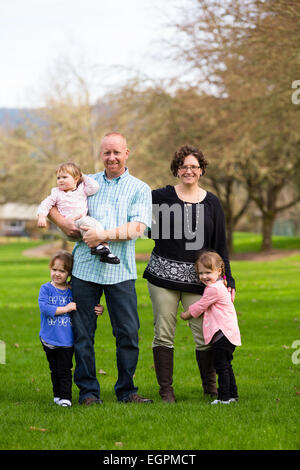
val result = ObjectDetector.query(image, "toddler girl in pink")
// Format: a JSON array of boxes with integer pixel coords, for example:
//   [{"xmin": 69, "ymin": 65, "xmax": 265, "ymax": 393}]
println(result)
[
  {"xmin": 37, "ymin": 162, "xmax": 119, "ymax": 264},
  {"xmin": 181, "ymin": 250, "xmax": 241, "ymax": 404}
]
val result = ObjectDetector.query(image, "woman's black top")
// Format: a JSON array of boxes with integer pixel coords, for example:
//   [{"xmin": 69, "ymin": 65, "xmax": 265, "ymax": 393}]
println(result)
[{"xmin": 143, "ymin": 185, "xmax": 235, "ymax": 294}]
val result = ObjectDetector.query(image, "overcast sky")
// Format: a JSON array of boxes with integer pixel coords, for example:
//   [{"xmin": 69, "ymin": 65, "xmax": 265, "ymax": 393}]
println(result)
[{"xmin": 0, "ymin": 0, "xmax": 184, "ymax": 108}]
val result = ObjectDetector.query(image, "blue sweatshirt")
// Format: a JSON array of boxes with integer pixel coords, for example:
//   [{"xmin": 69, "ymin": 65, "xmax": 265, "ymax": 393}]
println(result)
[{"xmin": 38, "ymin": 282, "xmax": 74, "ymax": 347}]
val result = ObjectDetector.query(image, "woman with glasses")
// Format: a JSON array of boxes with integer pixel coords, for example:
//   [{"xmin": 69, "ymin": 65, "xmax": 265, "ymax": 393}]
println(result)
[{"xmin": 143, "ymin": 144, "xmax": 235, "ymax": 403}]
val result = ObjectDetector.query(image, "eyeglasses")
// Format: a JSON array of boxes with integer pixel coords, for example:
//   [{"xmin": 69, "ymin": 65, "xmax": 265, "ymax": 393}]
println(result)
[{"xmin": 178, "ymin": 165, "xmax": 201, "ymax": 172}]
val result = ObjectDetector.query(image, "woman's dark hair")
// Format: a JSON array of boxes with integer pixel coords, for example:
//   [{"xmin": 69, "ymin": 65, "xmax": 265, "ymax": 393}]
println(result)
[{"xmin": 170, "ymin": 144, "xmax": 208, "ymax": 177}]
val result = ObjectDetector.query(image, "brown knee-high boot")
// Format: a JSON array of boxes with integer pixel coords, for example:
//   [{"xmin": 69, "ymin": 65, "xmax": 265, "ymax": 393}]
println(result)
[
  {"xmin": 195, "ymin": 349, "xmax": 217, "ymax": 397},
  {"xmin": 153, "ymin": 346, "xmax": 176, "ymax": 403}
]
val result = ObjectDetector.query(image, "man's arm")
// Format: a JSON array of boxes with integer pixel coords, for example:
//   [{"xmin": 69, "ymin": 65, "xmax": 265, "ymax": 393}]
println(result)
[
  {"xmin": 81, "ymin": 221, "xmax": 146, "ymax": 247},
  {"xmin": 48, "ymin": 207, "xmax": 81, "ymax": 239}
]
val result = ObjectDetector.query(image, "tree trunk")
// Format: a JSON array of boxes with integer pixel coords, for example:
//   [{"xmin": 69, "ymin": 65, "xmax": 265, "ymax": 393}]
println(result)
[
  {"xmin": 261, "ymin": 214, "xmax": 275, "ymax": 251},
  {"xmin": 211, "ymin": 177, "xmax": 250, "ymax": 256},
  {"xmin": 226, "ymin": 217, "xmax": 234, "ymax": 255},
  {"xmin": 225, "ymin": 179, "xmax": 234, "ymax": 255},
  {"xmin": 61, "ymin": 238, "xmax": 68, "ymax": 251}
]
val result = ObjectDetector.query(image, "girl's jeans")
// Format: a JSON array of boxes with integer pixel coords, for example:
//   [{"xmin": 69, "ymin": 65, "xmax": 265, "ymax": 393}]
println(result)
[
  {"xmin": 42, "ymin": 343, "xmax": 74, "ymax": 401},
  {"xmin": 212, "ymin": 335, "xmax": 238, "ymax": 401}
]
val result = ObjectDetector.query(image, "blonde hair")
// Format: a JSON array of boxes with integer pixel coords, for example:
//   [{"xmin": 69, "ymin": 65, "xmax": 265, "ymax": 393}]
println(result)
[
  {"xmin": 56, "ymin": 162, "xmax": 83, "ymax": 186},
  {"xmin": 195, "ymin": 251, "xmax": 227, "ymax": 286},
  {"xmin": 103, "ymin": 131, "xmax": 127, "ymax": 141},
  {"xmin": 101, "ymin": 132, "xmax": 127, "ymax": 148},
  {"xmin": 49, "ymin": 250, "xmax": 73, "ymax": 276}
]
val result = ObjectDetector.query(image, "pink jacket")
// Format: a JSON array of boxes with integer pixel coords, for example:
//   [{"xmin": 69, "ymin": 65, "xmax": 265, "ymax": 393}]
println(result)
[
  {"xmin": 37, "ymin": 176, "xmax": 99, "ymax": 219},
  {"xmin": 189, "ymin": 280, "xmax": 241, "ymax": 346}
]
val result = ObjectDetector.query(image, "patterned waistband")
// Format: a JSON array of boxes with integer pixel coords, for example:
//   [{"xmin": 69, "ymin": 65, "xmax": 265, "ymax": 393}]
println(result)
[{"xmin": 145, "ymin": 252, "xmax": 199, "ymax": 285}]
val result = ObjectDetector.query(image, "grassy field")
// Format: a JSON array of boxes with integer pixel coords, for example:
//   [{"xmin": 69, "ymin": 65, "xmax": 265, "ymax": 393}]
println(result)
[{"xmin": 0, "ymin": 234, "xmax": 299, "ymax": 451}]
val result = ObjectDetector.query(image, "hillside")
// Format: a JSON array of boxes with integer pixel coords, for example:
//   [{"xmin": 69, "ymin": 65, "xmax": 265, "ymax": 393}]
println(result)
[{"xmin": 0, "ymin": 108, "xmax": 36, "ymax": 128}]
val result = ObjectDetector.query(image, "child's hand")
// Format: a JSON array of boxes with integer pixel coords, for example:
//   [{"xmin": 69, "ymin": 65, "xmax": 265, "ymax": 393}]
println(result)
[
  {"xmin": 37, "ymin": 215, "xmax": 47, "ymax": 228},
  {"xmin": 180, "ymin": 310, "xmax": 192, "ymax": 321},
  {"xmin": 95, "ymin": 305, "xmax": 104, "ymax": 316},
  {"xmin": 66, "ymin": 302, "xmax": 77, "ymax": 312},
  {"xmin": 55, "ymin": 302, "xmax": 76, "ymax": 316}
]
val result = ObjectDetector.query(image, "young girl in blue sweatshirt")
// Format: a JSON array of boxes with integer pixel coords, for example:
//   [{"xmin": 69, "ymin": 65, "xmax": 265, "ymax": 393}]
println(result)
[{"xmin": 38, "ymin": 250, "xmax": 76, "ymax": 407}]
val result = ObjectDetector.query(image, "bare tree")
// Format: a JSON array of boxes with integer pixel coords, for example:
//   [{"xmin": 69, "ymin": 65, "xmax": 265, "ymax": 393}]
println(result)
[{"xmin": 164, "ymin": 0, "xmax": 300, "ymax": 250}]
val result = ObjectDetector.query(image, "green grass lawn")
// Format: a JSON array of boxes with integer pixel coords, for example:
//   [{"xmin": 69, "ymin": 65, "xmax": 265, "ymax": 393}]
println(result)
[
  {"xmin": 233, "ymin": 232, "xmax": 300, "ymax": 253},
  {"xmin": 0, "ymin": 235, "xmax": 300, "ymax": 450},
  {"xmin": 136, "ymin": 232, "xmax": 300, "ymax": 254}
]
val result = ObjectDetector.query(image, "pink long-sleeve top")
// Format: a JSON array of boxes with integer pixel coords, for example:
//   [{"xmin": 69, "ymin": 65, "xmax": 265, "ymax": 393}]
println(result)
[
  {"xmin": 189, "ymin": 280, "xmax": 241, "ymax": 346},
  {"xmin": 37, "ymin": 175, "xmax": 99, "ymax": 219}
]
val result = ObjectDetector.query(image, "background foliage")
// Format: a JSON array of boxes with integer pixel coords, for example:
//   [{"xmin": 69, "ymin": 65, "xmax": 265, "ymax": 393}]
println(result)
[{"xmin": 1, "ymin": 1, "xmax": 300, "ymax": 252}]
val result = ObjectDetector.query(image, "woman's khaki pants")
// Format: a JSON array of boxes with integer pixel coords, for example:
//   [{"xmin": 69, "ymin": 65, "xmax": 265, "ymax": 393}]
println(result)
[
  {"xmin": 147, "ymin": 281, "xmax": 210, "ymax": 351},
  {"xmin": 148, "ymin": 281, "xmax": 217, "ymax": 399}
]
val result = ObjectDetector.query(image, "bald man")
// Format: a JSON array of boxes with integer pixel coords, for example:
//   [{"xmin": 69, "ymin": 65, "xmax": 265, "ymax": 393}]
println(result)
[{"xmin": 49, "ymin": 132, "xmax": 153, "ymax": 405}]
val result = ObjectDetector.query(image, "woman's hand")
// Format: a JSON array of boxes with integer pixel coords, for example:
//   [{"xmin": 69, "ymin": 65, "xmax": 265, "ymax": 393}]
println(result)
[{"xmin": 227, "ymin": 287, "xmax": 236, "ymax": 303}]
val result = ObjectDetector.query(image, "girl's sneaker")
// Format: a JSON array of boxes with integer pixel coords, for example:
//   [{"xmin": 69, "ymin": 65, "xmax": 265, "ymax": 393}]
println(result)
[
  {"xmin": 228, "ymin": 397, "xmax": 238, "ymax": 403},
  {"xmin": 58, "ymin": 399, "xmax": 72, "ymax": 407},
  {"xmin": 53, "ymin": 397, "xmax": 60, "ymax": 404},
  {"xmin": 211, "ymin": 399, "xmax": 231, "ymax": 405}
]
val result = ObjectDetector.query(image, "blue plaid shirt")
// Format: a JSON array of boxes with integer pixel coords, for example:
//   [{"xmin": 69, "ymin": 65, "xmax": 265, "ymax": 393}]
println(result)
[{"xmin": 72, "ymin": 169, "xmax": 152, "ymax": 285}]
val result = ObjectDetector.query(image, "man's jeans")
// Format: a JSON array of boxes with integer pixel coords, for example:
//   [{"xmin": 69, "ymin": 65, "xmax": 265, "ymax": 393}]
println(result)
[{"xmin": 72, "ymin": 276, "xmax": 139, "ymax": 402}]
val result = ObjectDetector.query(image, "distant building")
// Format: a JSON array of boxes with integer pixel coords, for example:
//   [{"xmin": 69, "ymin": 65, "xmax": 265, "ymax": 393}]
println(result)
[{"xmin": 0, "ymin": 203, "xmax": 39, "ymax": 236}]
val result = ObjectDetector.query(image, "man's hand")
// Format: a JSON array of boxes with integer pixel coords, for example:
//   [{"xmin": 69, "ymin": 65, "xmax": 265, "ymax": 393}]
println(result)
[
  {"xmin": 81, "ymin": 221, "xmax": 147, "ymax": 247},
  {"xmin": 81, "ymin": 226, "xmax": 107, "ymax": 248},
  {"xmin": 48, "ymin": 207, "xmax": 81, "ymax": 239},
  {"xmin": 61, "ymin": 217, "xmax": 81, "ymax": 239}
]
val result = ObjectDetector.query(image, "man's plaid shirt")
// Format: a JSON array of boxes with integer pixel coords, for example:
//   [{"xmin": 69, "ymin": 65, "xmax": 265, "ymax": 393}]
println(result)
[{"xmin": 72, "ymin": 169, "xmax": 152, "ymax": 285}]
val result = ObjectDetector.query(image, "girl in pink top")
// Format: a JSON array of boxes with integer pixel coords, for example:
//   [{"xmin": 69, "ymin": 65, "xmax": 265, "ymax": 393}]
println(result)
[
  {"xmin": 37, "ymin": 162, "xmax": 120, "ymax": 264},
  {"xmin": 181, "ymin": 251, "xmax": 241, "ymax": 404}
]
